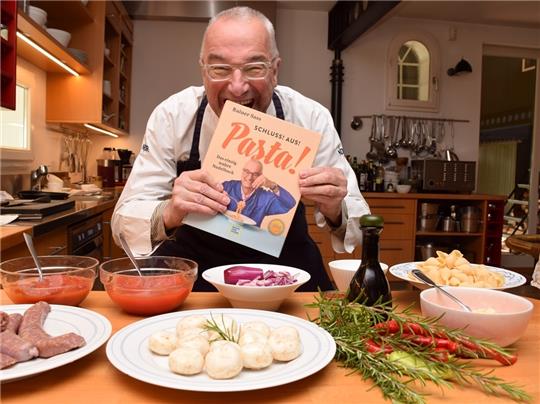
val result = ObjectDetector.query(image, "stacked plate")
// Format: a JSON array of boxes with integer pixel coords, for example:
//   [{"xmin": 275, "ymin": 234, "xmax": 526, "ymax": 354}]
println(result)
[
  {"xmin": 68, "ymin": 48, "xmax": 88, "ymax": 64},
  {"xmin": 28, "ymin": 6, "xmax": 47, "ymax": 28}
]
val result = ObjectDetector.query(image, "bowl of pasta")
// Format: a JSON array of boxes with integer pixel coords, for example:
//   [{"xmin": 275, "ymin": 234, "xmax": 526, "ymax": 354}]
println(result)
[
  {"xmin": 389, "ymin": 250, "xmax": 527, "ymax": 290},
  {"xmin": 420, "ymin": 287, "xmax": 534, "ymax": 346}
]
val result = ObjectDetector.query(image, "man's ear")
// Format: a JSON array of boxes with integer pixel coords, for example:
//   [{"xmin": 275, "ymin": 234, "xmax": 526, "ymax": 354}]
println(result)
[{"xmin": 271, "ymin": 57, "xmax": 281, "ymax": 87}]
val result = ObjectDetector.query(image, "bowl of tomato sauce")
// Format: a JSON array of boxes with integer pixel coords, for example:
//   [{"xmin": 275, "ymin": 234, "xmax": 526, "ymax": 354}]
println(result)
[
  {"xmin": 0, "ymin": 255, "xmax": 99, "ymax": 306},
  {"xmin": 99, "ymin": 256, "xmax": 197, "ymax": 316}
]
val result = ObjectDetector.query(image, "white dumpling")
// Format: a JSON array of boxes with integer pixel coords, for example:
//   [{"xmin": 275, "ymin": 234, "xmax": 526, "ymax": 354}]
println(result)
[
  {"xmin": 176, "ymin": 334, "xmax": 210, "ymax": 356},
  {"xmin": 205, "ymin": 341, "xmax": 243, "ymax": 379},
  {"xmin": 241, "ymin": 342, "xmax": 273, "ymax": 370},
  {"xmin": 148, "ymin": 330, "xmax": 177, "ymax": 355},
  {"xmin": 240, "ymin": 321, "xmax": 271, "ymax": 338},
  {"xmin": 176, "ymin": 315, "xmax": 209, "ymax": 336},
  {"xmin": 268, "ymin": 326, "xmax": 302, "ymax": 361},
  {"xmin": 168, "ymin": 347, "xmax": 204, "ymax": 375},
  {"xmin": 239, "ymin": 330, "xmax": 268, "ymax": 347},
  {"xmin": 176, "ymin": 326, "xmax": 209, "ymax": 341}
]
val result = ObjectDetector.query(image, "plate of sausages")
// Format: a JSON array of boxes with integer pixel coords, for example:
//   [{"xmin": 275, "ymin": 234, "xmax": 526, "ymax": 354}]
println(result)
[{"xmin": 0, "ymin": 302, "xmax": 112, "ymax": 382}]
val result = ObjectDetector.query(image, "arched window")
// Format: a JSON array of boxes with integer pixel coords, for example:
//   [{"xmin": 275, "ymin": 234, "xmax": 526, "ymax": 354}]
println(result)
[{"xmin": 387, "ymin": 32, "xmax": 440, "ymax": 111}]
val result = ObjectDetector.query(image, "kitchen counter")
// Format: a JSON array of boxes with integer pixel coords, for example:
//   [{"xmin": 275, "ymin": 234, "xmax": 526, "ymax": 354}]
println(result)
[
  {"xmin": 0, "ymin": 291, "xmax": 538, "ymax": 403},
  {"xmin": 362, "ymin": 191, "xmax": 507, "ymax": 200},
  {"xmin": 0, "ymin": 188, "xmax": 122, "ymax": 252}
]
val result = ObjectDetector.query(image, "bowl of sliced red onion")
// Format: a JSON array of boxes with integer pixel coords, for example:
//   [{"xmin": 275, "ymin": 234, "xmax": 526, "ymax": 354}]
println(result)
[{"xmin": 202, "ymin": 264, "xmax": 310, "ymax": 311}]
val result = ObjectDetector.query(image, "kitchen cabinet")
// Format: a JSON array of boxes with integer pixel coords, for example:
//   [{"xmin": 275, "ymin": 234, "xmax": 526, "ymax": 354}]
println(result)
[
  {"xmin": 16, "ymin": 1, "xmax": 132, "ymax": 136},
  {"xmin": 305, "ymin": 193, "xmax": 506, "ymax": 285},
  {"xmin": 1, "ymin": 0, "xmax": 17, "ymax": 110},
  {"xmin": 1, "ymin": 226, "xmax": 67, "ymax": 261},
  {"xmin": 102, "ymin": 207, "xmax": 126, "ymax": 260},
  {"xmin": 364, "ymin": 193, "xmax": 506, "ymax": 266},
  {"xmin": 101, "ymin": 1, "xmax": 133, "ymax": 131}
]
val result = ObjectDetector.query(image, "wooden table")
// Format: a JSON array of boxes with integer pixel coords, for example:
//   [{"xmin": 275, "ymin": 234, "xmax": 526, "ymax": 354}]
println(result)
[{"xmin": 1, "ymin": 291, "xmax": 539, "ymax": 403}]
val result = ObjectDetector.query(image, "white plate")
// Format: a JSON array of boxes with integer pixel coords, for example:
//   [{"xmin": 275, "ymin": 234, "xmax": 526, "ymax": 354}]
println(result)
[
  {"xmin": 389, "ymin": 262, "xmax": 527, "ymax": 290},
  {"xmin": 0, "ymin": 214, "xmax": 19, "ymax": 225},
  {"xmin": 223, "ymin": 210, "xmax": 257, "ymax": 226},
  {"xmin": 0, "ymin": 304, "xmax": 112, "ymax": 383},
  {"xmin": 106, "ymin": 308, "xmax": 336, "ymax": 392}
]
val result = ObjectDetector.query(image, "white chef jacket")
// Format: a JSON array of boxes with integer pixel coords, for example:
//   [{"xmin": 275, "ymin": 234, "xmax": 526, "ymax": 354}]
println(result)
[{"xmin": 112, "ymin": 85, "xmax": 370, "ymax": 255}]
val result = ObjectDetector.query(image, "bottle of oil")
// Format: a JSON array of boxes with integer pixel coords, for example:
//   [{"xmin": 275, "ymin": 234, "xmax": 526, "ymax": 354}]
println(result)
[{"xmin": 347, "ymin": 215, "xmax": 392, "ymax": 306}]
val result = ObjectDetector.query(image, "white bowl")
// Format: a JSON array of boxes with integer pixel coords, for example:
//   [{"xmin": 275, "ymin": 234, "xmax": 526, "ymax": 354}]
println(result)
[
  {"xmin": 46, "ymin": 28, "xmax": 71, "ymax": 47},
  {"xmin": 396, "ymin": 184, "xmax": 412, "ymax": 194},
  {"xmin": 420, "ymin": 287, "xmax": 533, "ymax": 347},
  {"xmin": 202, "ymin": 264, "xmax": 310, "ymax": 311},
  {"xmin": 28, "ymin": 6, "xmax": 47, "ymax": 27},
  {"xmin": 329, "ymin": 259, "xmax": 388, "ymax": 291}
]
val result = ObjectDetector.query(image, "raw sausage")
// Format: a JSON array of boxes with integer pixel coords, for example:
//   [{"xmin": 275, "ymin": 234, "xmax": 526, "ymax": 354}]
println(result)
[
  {"xmin": 0, "ymin": 352, "xmax": 17, "ymax": 369},
  {"xmin": 0, "ymin": 311, "xmax": 8, "ymax": 332},
  {"xmin": 18, "ymin": 301, "xmax": 86, "ymax": 358},
  {"xmin": 6, "ymin": 313, "xmax": 23, "ymax": 333},
  {"xmin": 0, "ymin": 330, "xmax": 39, "ymax": 362}
]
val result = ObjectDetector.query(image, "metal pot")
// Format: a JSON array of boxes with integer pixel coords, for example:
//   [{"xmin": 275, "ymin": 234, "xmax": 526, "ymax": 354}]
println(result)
[
  {"xmin": 443, "ymin": 149, "xmax": 459, "ymax": 161},
  {"xmin": 416, "ymin": 243, "xmax": 442, "ymax": 260}
]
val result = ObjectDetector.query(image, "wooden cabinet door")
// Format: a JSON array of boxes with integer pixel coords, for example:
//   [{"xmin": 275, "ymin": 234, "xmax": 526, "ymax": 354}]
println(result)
[{"xmin": 102, "ymin": 207, "xmax": 126, "ymax": 260}]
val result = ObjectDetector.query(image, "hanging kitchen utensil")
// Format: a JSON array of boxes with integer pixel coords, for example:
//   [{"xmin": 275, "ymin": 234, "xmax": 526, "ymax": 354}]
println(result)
[
  {"xmin": 442, "ymin": 121, "xmax": 459, "ymax": 161},
  {"xmin": 385, "ymin": 116, "xmax": 398, "ymax": 159},
  {"xmin": 366, "ymin": 116, "xmax": 379, "ymax": 161},
  {"xmin": 399, "ymin": 117, "xmax": 409, "ymax": 148}
]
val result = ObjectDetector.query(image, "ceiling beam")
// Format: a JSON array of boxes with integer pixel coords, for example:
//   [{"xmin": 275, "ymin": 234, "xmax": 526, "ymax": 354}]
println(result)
[{"xmin": 328, "ymin": 0, "xmax": 399, "ymax": 51}]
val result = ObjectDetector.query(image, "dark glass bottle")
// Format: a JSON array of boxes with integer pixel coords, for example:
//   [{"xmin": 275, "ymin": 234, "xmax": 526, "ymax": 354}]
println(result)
[{"xmin": 347, "ymin": 215, "xmax": 392, "ymax": 306}]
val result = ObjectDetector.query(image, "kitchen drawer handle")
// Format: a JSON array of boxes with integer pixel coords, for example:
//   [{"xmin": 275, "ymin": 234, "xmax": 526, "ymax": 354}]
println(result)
[
  {"xmin": 49, "ymin": 245, "xmax": 67, "ymax": 255},
  {"xmin": 103, "ymin": 221, "xmax": 111, "ymax": 225},
  {"xmin": 381, "ymin": 247, "xmax": 404, "ymax": 251}
]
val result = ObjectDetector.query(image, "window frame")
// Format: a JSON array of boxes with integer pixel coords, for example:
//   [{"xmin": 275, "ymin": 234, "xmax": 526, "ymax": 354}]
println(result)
[
  {"xmin": 1, "ymin": 82, "xmax": 33, "ymax": 162},
  {"xmin": 386, "ymin": 31, "xmax": 440, "ymax": 112}
]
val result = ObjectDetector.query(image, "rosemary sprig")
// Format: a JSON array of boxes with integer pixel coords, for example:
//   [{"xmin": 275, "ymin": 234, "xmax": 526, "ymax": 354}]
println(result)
[
  {"xmin": 306, "ymin": 292, "xmax": 531, "ymax": 403},
  {"xmin": 204, "ymin": 314, "xmax": 240, "ymax": 343}
]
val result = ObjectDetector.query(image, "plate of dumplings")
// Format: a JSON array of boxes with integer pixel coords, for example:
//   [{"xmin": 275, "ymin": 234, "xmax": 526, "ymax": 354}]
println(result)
[{"xmin": 106, "ymin": 308, "xmax": 336, "ymax": 392}]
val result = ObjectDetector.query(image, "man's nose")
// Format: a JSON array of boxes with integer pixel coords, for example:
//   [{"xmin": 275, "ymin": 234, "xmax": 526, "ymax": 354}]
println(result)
[{"xmin": 228, "ymin": 69, "xmax": 249, "ymax": 95}]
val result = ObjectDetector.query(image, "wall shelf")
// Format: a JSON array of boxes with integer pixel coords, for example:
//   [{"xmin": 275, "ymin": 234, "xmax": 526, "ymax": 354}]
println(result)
[{"xmin": 17, "ymin": 11, "xmax": 90, "ymax": 75}]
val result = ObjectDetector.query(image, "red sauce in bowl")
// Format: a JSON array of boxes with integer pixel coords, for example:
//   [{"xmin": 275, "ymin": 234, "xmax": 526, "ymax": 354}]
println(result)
[
  {"xmin": 104, "ymin": 270, "xmax": 193, "ymax": 315},
  {"xmin": 4, "ymin": 274, "xmax": 93, "ymax": 306}
]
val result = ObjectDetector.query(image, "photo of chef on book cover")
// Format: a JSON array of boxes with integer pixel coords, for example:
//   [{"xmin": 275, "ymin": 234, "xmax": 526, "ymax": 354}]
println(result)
[{"xmin": 182, "ymin": 100, "xmax": 321, "ymax": 257}]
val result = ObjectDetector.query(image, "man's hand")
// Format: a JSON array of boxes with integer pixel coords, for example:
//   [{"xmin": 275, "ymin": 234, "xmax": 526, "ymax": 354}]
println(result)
[
  {"xmin": 253, "ymin": 175, "xmax": 278, "ymax": 192},
  {"xmin": 299, "ymin": 167, "xmax": 347, "ymax": 226},
  {"xmin": 162, "ymin": 169, "xmax": 230, "ymax": 230}
]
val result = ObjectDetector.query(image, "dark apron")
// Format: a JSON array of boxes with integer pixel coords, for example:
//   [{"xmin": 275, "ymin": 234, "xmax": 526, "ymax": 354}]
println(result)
[{"xmin": 154, "ymin": 93, "xmax": 332, "ymax": 292}]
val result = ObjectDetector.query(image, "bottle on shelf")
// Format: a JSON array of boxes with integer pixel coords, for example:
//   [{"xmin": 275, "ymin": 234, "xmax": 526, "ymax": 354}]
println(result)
[
  {"xmin": 358, "ymin": 160, "xmax": 368, "ymax": 192},
  {"xmin": 347, "ymin": 215, "xmax": 392, "ymax": 307},
  {"xmin": 375, "ymin": 164, "xmax": 385, "ymax": 192},
  {"xmin": 366, "ymin": 161, "xmax": 374, "ymax": 192}
]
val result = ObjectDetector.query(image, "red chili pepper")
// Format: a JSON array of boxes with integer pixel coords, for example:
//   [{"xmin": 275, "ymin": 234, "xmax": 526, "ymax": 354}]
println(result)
[
  {"xmin": 374, "ymin": 320, "xmax": 400, "ymax": 334},
  {"xmin": 403, "ymin": 322, "xmax": 429, "ymax": 336},
  {"xmin": 434, "ymin": 338, "xmax": 457, "ymax": 353},
  {"xmin": 365, "ymin": 339, "xmax": 393, "ymax": 354},
  {"xmin": 407, "ymin": 335, "xmax": 434, "ymax": 346},
  {"xmin": 404, "ymin": 335, "xmax": 457, "ymax": 353},
  {"xmin": 456, "ymin": 338, "xmax": 517, "ymax": 366},
  {"xmin": 430, "ymin": 348, "xmax": 450, "ymax": 362}
]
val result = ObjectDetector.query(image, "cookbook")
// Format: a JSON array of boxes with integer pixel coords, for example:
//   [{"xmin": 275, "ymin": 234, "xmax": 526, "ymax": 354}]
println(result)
[{"xmin": 182, "ymin": 100, "xmax": 321, "ymax": 257}]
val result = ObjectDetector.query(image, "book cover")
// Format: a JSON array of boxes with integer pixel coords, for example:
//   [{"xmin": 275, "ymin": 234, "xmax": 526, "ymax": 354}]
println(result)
[{"xmin": 182, "ymin": 100, "xmax": 321, "ymax": 257}]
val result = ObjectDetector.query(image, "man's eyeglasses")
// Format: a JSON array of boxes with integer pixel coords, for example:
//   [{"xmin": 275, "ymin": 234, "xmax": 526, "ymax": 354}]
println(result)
[
  {"xmin": 201, "ymin": 61, "xmax": 273, "ymax": 82},
  {"xmin": 242, "ymin": 169, "xmax": 262, "ymax": 178}
]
